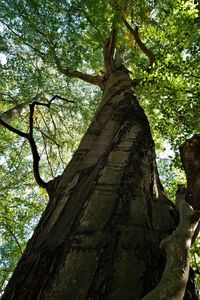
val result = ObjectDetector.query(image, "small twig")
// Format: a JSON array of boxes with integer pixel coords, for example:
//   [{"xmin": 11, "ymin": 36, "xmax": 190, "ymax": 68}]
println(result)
[
  {"xmin": 56, "ymin": 110, "xmax": 72, "ymax": 135},
  {"xmin": 58, "ymin": 146, "xmax": 65, "ymax": 167},
  {"xmin": 0, "ymin": 92, "xmax": 18, "ymax": 103},
  {"xmin": 38, "ymin": 110, "xmax": 52, "ymax": 135},
  {"xmin": 168, "ymin": 65, "xmax": 200, "ymax": 80},
  {"xmin": 41, "ymin": 132, "xmax": 54, "ymax": 178},
  {"xmin": 76, "ymin": 6, "xmax": 104, "ymax": 43},
  {"xmin": 40, "ymin": 130, "xmax": 60, "ymax": 148},
  {"xmin": 49, "ymin": 109, "xmax": 57, "ymax": 134},
  {"xmin": 2, "ymin": 222, "xmax": 23, "ymax": 255},
  {"xmin": 0, "ymin": 269, "xmax": 14, "ymax": 273},
  {"xmin": 37, "ymin": 114, "xmax": 66, "ymax": 168},
  {"xmin": 0, "ymin": 19, "xmax": 45, "ymax": 57}
]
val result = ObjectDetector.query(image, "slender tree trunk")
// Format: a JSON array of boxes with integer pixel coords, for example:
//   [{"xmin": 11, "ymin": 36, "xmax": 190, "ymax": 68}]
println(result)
[{"xmin": 2, "ymin": 70, "xmax": 182, "ymax": 300}]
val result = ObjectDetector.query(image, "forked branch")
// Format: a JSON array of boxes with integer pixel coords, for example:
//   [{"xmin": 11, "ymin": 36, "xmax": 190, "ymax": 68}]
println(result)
[{"xmin": 0, "ymin": 95, "xmax": 72, "ymax": 189}]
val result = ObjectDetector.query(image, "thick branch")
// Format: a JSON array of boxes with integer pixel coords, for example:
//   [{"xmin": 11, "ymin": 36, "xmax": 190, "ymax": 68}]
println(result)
[
  {"xmin": 141, "ymin": 185, "xmax": 200, "ymax": 300},
  {"xmin": 142, "ymin": 136, "xmax": 200, "ymax": 300},
  {"xmin": 28, "ymin": 96, "xmax": 72, "ymax": 188},
  {"xmin": 28, "ymin": 102, "xmax": 47, "ymax": 188},
  {"xmin": 122, "ymin": 18, "xmax": 155, "ymax": 67},
  {"xmin": 0, "ymin": 106, "xmax": 47, "ymax": 188},
  {"xmin": 180, "ymin": 134, "xmax": 200, "ymax": 242},
  {"xmin": 180, "ymin": 134, "xmax": 200, "ymax": 211},
  {"xmin": 3, "ymin": 17, "xmax": 104, "ymax": 88},
  {"xmin": 103, "ymin": 28, "xmax": 117, "ymax": 75},
  {"xmin": 3, "ymin": 15, "xmax": 104, "ymax": 88},
  {"xmin": 0, "ymin": 117, "xmax": 27, "ymax": 138},
  {"xmin": 53, "ymin": 50, "xmax": 104, "ymax": 88}
]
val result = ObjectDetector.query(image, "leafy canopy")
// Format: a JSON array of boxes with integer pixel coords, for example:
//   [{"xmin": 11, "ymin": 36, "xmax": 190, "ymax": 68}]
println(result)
[{"xmin": 0, "ymin": 0, "xmax": 199, "ymax": 292}]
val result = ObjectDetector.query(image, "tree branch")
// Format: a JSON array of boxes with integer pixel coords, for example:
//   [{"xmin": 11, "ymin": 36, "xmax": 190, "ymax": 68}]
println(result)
[
  {"xmin": 41, "ymin": 131, "xmax": 54, "ymax": 178},
  {"xmin": 52, "ymin": 50, "xmax": 104, "ymax": 88},
  {"xmin": 179, "ymin": 134, "xmax": 200, "ymax": 242},
  {"xmin": 3, "ymin": 13, "xmax": 104, "ymax": 88},
  {"xmin": 103, "ymin": 28, "xmax": 117, "ymax": 75},
  {"xmin": 142, "ymin": 134, "xmax": 200, "ymax": 299},
  {"xmin": 0, "ymin": 94, "xmax": 72, "ymax": 128},
  {"xmin": 0, "ymin": 95, "xmax": 72, "ymax": 189},
  {"xmin": 0, "ymin": 20, "xmax": 46, "ymax": 57},
  {"xmin": 2, "ymin": 18, "xmax": 104, "ymax": 87},
  {"xmin": 39, "ymin": 129, "xmax": 60, "ymax": 148},
  {"xmin": 27, "ymin": 102, "xmax": 47, "ymax": 188},
  {"xmin": 180, "ymin": 134, "xmax": 200, "ymax": 210},
  {"xmin": 77, "ymin": 8, "xmax": 105, "ymax": 43},
  {"xmin": 33, "ymin": 95, "xmax": 74, "ymax": 108},
  {"xmin": 122, "ymin": 18, "xmax": 155, "ymax": 67},
  {"xmin": 141, "ymin": 185, "xmax": 200, "ymax": 300},
  {"xmin": 0, "ymin": 117, "xmax": 28, "ymax": 138},
  {"xmin": 2, "ymin": 221, "xmax": 23, "ymax": 255}
]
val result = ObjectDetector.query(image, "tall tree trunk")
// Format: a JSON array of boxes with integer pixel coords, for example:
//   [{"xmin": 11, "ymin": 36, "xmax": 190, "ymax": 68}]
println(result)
[{"xmin": 2, "ymin": 70, "xmax": 180, "ymax": 300}]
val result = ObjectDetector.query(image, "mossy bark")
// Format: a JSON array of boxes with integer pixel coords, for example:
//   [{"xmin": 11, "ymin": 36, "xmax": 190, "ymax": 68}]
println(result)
[{"xmin": 2, "ymin": 70, "xmax": 180, "ymax": 300}]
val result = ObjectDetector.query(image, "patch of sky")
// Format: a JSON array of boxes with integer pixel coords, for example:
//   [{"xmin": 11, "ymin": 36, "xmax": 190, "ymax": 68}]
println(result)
[
  {"xmin": 156, "ymin": 141, "xmax": 176, "ymax": 183},
  {"xmin": 0, "ymin": 53, "xmax": 7, "ymax": 65}
]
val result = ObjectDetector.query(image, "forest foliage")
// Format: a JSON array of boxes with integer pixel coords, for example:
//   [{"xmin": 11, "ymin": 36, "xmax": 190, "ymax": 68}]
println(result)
[{"xmin": 0, "ymin": 0, "xmax": 199, "ymax": 293}]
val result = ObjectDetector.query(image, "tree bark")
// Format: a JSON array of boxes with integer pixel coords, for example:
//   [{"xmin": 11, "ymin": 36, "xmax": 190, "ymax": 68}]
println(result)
[
  {"xmin": 2, "ymin": 69, "xmax": 192, "ymax": 300},
  {"xmin": 141, "ymin": 186, "xmax": 200, "ymax": 300},
  {"xmin": 180, "ymin": 134, "xmax": 200, "ymax": 212}
]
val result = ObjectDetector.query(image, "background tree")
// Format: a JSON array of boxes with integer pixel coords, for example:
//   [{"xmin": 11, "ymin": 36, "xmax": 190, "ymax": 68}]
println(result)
[{"xmin": 0, "ymin": 0, "xmax": 199, "ymax": 299}]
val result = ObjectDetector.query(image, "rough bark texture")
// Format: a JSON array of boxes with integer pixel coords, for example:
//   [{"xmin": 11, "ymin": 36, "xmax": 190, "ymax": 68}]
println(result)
[
  {"xmin": 140, "ymin": 136, "xmax": 200, "ymax": 300},
  {"xmin": 2, "ymin": 69, "xmax": 179, "ymax": 300},
  {"xmin": 180, "ymin": 134, "xmax": 200, "ymax": 211},
  {"xmin": 141, "ymin": 186, "xmax": 200, "ymax": 300},
  {"xmin": 180, "ymin": 135, "xmax": 200, "ymax": 243}
]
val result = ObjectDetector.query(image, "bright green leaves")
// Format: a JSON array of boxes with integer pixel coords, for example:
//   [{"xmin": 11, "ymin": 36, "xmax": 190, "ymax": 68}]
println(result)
[
  {"xmin": 135, "ymin": 0, "xmax": 200, "ymax": 158},
  {"xmin": 0, "ymin": 0, "xmax": 200, "ymax": 293},
  {"xmin": 0, "ymin": 0, "xmax": 103, "ymax": 287},
  {"xmin": 0, "ymin": 183, "xmax": 47, "ymax": 293}
]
